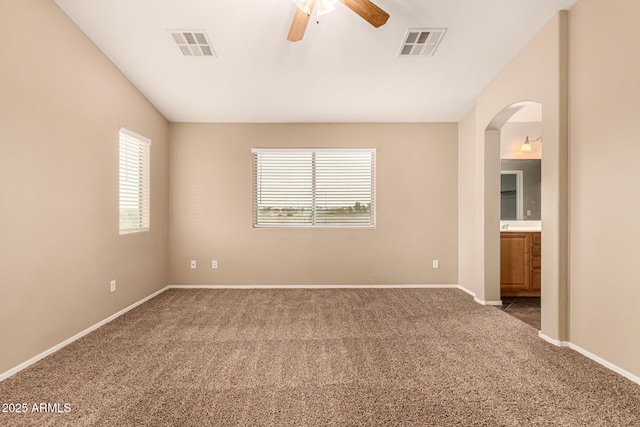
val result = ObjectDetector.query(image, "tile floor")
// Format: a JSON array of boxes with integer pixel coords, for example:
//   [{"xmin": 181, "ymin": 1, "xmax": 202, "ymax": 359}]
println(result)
[{"xmin": 497, "ymin": 297, "xmax": 541, "ymax": 330}]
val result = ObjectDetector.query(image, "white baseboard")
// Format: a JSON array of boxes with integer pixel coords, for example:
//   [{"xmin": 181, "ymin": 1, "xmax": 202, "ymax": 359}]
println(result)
[
  {"xmin": 456, "ymin": 285, "xmax": 476, "ymax": 297},
  {"xmin": 538, "ymin": 331, "xmax": 640, "ymax": 386},
  {"xmin": 168, "ymin": 284, "xmax": 461, "ymax": 289},
  {"xmin": 538, "ymin": 331, "xmax": 570, "ymax": 347},
  {"xmin": 474, "ymin": 297, "xmax": 503, "ymax": 306},
  {"xmin": 455, "ymin": 285, "xmax": 502, "ymax": 306},
  {"xmin": 0, "ymin": 286, "xmax": 170, "ymax": 382},
  {"xmin": 567, "ymin": 342, "xmax": 640, "ymax": 385},
  {"xmin": 171, "ymin": 284, "xmax": 503, "ymax": 306}
]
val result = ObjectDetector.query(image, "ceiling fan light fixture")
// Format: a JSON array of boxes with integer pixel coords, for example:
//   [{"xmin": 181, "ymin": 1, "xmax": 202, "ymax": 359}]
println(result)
[
  {"xmin": 287, "ymin": 0, "xmax": 389, "ymax": 42},
  {"xmin": 292, "ymin": 0, "xmax": 338, "ymax": 18},
  {"xmin": 317, "ymin": 0, "xmax": 338, "ymax": 17},
  {"xmin": 292, "ymin": 0, "xmax": 314, "ymax": 15}
]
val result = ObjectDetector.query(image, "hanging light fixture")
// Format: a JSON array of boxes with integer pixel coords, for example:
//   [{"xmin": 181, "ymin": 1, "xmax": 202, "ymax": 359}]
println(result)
[
  {"xmin": 292, "ymin": 0, "xmax": 338, "ymax": 22},
  {"xmin": 292, "ymin": 0, "xmax": 313, "ymax": 15},
  {"xmin": 520, "ymin": 136, "xmax": 541, "ymax": 152},
  {"xmin": 317, "ymin": 0, "xmax": 338, "ymax": 17}
]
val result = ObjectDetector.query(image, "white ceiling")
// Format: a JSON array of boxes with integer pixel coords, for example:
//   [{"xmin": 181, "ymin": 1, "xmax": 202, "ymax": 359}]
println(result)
[{"xmin": 54, "ymin": 0, "xmax": 576, "ymax": 123}]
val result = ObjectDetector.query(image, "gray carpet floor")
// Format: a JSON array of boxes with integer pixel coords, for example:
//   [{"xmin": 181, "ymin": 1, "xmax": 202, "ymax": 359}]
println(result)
[{"xmin": 1, "ymin": 288, "xmax": 639, "ymax": 426}]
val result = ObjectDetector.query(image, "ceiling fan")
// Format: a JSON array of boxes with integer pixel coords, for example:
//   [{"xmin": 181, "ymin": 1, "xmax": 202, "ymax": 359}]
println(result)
[{"xmin": 287, "ymin": 0, "xmax": 390, "ymax": 42}]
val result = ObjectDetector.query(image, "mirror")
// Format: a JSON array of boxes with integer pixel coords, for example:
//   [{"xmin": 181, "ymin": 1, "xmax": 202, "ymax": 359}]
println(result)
[{"xmin": 500, "ymin": 159, "xmax": 541, "ymax": 220}]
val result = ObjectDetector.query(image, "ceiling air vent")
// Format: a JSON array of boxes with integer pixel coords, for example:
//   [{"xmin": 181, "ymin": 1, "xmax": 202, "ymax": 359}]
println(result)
[
  {"xmin": 398, "ymin": 28, "xmax": 446, "ymax": 57},
  {"xmin": 169, "ymin": 30, "xmax": 217, "ymax": 57}
]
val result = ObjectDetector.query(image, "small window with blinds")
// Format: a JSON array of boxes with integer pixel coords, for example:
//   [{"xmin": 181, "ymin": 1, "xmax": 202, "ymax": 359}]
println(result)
[
  {"xmin": 252, "ymin": 148, "xmax": 375, "ymax": 228},
  {"xmin": 119, "ymin": 128, "xmax": 151, "ymax": 234}
]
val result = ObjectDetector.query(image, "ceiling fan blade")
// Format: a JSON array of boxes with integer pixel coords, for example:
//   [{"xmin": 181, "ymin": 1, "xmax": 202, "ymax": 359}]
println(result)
[
  {"xmin": 287, "ymin": 0, "xmax": 316, "ymax": 42},
  {"xmin": 339, "ymin": 0, "xmax": 389, "ymax": 28}
]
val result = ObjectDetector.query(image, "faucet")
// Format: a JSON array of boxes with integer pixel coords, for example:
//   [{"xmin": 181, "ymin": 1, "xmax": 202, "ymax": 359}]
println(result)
[{"xmin": 501, "ymin": 224, "xmax": 509, "ymax": 230}]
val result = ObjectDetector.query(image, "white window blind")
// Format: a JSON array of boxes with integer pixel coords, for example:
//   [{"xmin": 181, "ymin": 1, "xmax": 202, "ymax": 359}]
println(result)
[
  {"xmin": 119, "ymin": 128, "xmax": 151, "ymax": 233},
  {"xmin": 252, "ymin": 148, "xmax": 375, "ymax": 227}
]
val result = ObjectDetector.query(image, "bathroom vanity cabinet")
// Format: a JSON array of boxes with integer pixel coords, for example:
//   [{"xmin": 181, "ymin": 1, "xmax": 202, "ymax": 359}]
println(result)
[{"xmin": 500, "ymin": 232, "xmax": 541, "ymax": 297}]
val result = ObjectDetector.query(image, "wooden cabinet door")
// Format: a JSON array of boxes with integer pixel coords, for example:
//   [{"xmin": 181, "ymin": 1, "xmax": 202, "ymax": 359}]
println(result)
[{"xmin": 500, "ymin": 233, "xmax": 531, "ymax": 291}]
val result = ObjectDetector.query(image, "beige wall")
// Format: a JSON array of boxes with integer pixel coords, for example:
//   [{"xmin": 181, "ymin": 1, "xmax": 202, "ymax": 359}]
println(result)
[
  {"xmin": 0, "ymin": 0, "xmax": 169, "ymax": 375},
  {"xmin": 569, "ymin": 0, "xmax": 640, "ymax": 377},
  {"xmin": 169, "ymin": 123, "xmax": 458, "ymax": 286},
  {"xmin": 460, "ymin": 1, "xmax": 640, "ymax": 379},
  {"xmin": 459, "ymin": 13, "xmax": 569, "ymax": 337},
  {"xmin": 458, "ymin": 108, "xmax": 478, "ymax": 296}
]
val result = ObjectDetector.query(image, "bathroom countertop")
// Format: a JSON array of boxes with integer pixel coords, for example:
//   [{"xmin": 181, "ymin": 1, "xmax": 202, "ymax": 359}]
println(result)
[
  {"xmin": 500, "ymin": 227, "xmax": 541, "ymax": 232},
  {"xmin": 500, "ymin": 221, "xmax": 542, "ymax": 232}
]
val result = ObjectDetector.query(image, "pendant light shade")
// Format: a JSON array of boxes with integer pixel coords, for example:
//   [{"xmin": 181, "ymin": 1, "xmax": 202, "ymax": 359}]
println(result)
[
  {"xmin": 317, "ymin": 0, "xmax": 338, "ymax": 16},
  {"xmin": 520, "ymin": 136, "xmax": 541, "ymax": 152},
  {"xmin": 292, "ymin": 0, "xmax": 338, "ymax": 17},
  {"xmin": 292, "ymin": 0, "xmax": 313, "ymax": 15}
]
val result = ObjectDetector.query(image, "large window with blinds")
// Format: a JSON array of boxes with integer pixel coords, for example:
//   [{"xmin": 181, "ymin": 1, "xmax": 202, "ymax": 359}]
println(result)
[
  {"xmin": 252, "ymin": 148, "xmax": 375, "ymax": 227},
  {"xmin": 119, "ymin": 128, "xmax": 151, "ymax": 234}
]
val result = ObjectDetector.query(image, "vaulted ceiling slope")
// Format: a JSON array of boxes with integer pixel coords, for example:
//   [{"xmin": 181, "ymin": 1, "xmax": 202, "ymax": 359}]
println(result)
[{"xmin": 54, "ymin": 0, "xmax": 576, "ymax": 123}]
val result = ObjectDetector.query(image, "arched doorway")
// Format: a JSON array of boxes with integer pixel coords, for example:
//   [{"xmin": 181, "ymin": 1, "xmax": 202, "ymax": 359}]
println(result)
[
  {"xmin": 495, "ymin": 103, "xmax": 542, "ymax": 327},
  {"xmin": 482, "ymin": 101, "xmax": 567, "ymax": 343}
]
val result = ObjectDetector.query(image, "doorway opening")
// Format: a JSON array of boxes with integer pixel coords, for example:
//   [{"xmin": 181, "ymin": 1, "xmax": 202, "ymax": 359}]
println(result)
[{"xmin": 487, "ymin": 102, "xmax": 543, "ymax": 330}]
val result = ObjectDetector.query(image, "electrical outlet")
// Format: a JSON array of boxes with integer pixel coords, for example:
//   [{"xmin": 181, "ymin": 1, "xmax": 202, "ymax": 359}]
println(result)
[
  {"xmin": 110, "ymin": 280, "xmax": 116, "ymax": 292},
  {"xmin": 212, "ymin": 260, "xmax": 218, "ymax": 269},
  {"xmin": 190, "ymin": 260, "xmax": 197, "ymax": 269},
  {"xmin": 432, "ymin": 260, "xmax": 439, "ymax": 269}
]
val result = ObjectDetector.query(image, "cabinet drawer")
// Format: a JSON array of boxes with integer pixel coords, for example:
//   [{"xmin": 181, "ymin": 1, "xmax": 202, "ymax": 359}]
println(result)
[
  {"xmin": 532, "ymin": 257, "xmax": 541, "ymax": 268},
  {"xmin": 532, "ymin": 244, "xmax": 541, "ymax": 258},
  {"xmin": 532, "ymin": 233, "xmax": 541, "ymax": 244}
]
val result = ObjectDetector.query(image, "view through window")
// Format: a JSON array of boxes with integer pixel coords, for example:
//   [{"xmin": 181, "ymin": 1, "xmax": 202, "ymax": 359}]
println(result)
[
  {"xmin": 119, "ymin": 128, "xmax": 151, "ymax": 233},
  {"xmin": 252, "ymin": 148, "xmax": 375, "ymax": 227}
]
